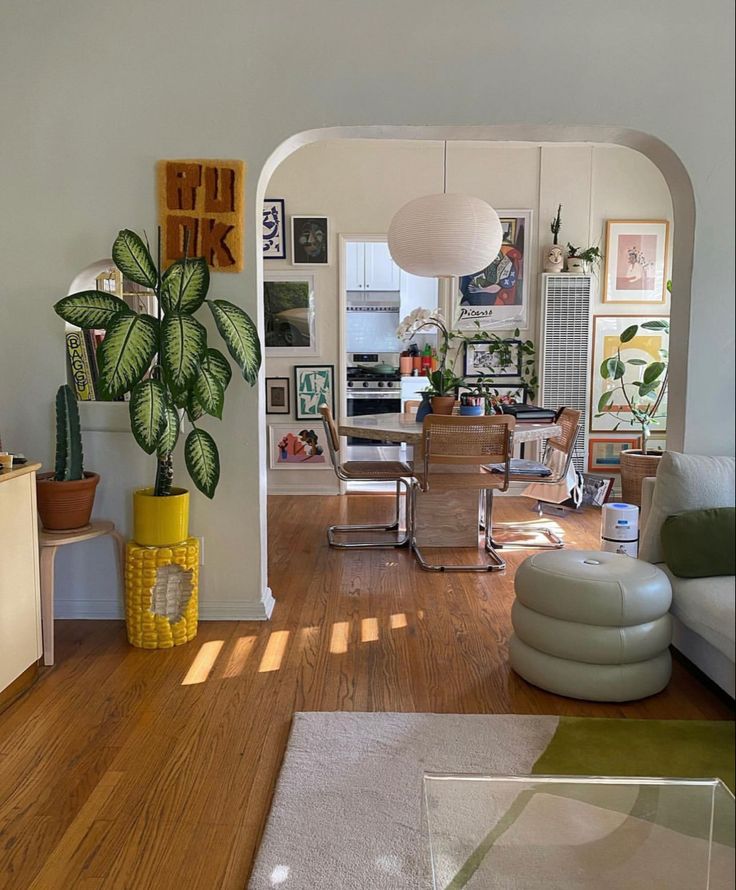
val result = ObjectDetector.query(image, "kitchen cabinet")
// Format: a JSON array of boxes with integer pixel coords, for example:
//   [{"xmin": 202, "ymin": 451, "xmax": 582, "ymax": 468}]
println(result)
[
  {"xmin": 346, "ymin": 242, "xmax": 400, "ymax": 292},
  {"xmin": 0, "ymin": 464, "xmax": 42, "ymax": 701}
]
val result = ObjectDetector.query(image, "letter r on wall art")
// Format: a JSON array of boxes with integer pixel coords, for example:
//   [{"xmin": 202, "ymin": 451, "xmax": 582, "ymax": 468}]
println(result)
[{"xmin": 157, "ymin": 159, "xmax": 245, "ymax": 272}]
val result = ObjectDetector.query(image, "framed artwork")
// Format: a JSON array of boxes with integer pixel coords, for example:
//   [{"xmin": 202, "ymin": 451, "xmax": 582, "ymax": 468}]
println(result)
[
  {"xmin": 263, "ymin": 198, "xmax": 286, "ymax": 259},
  {"xmin": 294, "ymin": 364, "xmax": 335, "ymax": 420},
  {"xmin": 581, "ymin": 474, "xmax": 615, "ymax": 506},
  {"xmin": 463, "ymin": 339, "xmax": 522, "ymax": 378},
  {"xmin": 291, "ymin": 216, "xmax": 329, "ymax": 265},
  {"xmin": 264, "ymin": 272, "xmax": 317, "ymax": 356},
  {"xmin": 269, "ymin": 423, "xmax": 331, "ymax": 470},
  {"xmin": 590, "ymin": 315, "xmax": 669, "ymax": 433},
  {"xmin": 587, "ymin": 437, "xmax": 639, "ymax": 472},
  {"xmin": 265, "ymin": 377, "xmax": 290, "ymax": 415},
  {"xmin": 602, "ymin": 220, "xmax": 670, "ymax": 304},
  {"xmin": 454, "ymin": 210, "xmax": 532, "ymax": 330}
]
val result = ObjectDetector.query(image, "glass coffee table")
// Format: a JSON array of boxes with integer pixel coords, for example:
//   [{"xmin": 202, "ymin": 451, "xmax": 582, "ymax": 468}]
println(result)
[{"xmin": 424, "ymin": 774, "xmax": 735, "ymax": 889}]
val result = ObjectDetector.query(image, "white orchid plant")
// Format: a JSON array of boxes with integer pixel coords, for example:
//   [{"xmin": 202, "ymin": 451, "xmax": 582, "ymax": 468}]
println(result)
[{"xmin": 396, "ymin": 308, "xmax": 463, "ymax": 396}]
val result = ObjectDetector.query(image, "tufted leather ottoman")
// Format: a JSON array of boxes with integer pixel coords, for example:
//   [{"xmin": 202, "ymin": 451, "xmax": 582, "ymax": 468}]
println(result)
[{"xmin": 509, "ymin": 550, "xmax": 673, "ymax": 701}]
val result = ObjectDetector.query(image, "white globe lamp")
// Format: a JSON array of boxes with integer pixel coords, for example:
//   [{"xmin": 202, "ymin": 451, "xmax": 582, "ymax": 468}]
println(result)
[{"xmin": 388, "ymin": 193, "xmax": 503, "ymax": 278}]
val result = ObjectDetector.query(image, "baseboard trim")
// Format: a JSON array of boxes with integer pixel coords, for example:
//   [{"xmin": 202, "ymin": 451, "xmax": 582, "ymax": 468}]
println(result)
[{"xmin": 55, "ymin": 589, "xmax": 276, "ymax": 621}]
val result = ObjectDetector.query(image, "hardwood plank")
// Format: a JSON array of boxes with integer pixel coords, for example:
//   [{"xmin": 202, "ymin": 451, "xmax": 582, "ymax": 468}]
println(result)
[{"xmin": 0, "ymin": 495, "xmax": 731, "ymax": 890}]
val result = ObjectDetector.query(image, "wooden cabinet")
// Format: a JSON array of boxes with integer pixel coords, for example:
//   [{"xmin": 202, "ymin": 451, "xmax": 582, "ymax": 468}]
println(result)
[
  {"xmin": 346, "ymin": 242, "xmax": 400, "ymax": 292},
  {"xmin": 0, "ymin": 465, "xmax": 42, "ymax": 697}
]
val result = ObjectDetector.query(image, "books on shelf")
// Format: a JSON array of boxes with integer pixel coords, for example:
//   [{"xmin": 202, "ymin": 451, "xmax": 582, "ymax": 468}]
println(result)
[{"xmin": 65, "ymin": 328, "xmax": 127, "ymax": 401}]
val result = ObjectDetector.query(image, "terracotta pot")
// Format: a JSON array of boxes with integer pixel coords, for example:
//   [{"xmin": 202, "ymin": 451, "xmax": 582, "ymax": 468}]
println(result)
[
  {"xmin": 430, "ymin": 395, "xmax": 456, "ymax": 416},
  {"xmin": 620, "ymin": 449, "xmax": 663, "ymax": 507},
  {"xmin": 36, "ymin": 471, "xmax": 100, "ymax": 530}
]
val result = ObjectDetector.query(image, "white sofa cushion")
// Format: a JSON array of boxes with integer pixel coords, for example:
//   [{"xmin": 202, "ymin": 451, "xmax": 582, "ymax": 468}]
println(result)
[
  {"xmin": 639, "ymin": 452, "xmax": 735, "ymax": 564},
  {"xmin": 664, "ymin": 567, "xmax": 736, "ymax": 661}
]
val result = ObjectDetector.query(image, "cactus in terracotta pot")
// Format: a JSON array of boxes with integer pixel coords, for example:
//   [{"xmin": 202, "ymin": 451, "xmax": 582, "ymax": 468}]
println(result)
[{"xmin": 54, "ymin": 384, "xmax": 84, "ymax": 481}]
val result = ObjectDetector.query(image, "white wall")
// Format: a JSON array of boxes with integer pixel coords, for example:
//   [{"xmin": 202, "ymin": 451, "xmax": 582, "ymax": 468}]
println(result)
[
  {"xmin": 0, "ymin": 0, "xmax": 732, "ymax": 620},
  {"xmin": 265, "ymin": 139, "xmax": 673, "ymax": 492}
]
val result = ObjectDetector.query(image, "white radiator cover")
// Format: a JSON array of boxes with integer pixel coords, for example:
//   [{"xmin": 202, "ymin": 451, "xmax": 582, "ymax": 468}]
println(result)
[{"xmin": 538, "ymin": 274, "xmax": 592, "ymax": 473}]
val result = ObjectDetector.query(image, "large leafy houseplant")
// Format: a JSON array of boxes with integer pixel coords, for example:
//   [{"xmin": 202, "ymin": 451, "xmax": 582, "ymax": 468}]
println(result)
[
  {"xmin": 54, "ymin": 230, "xmax": 261, "ymax": 498},
  {"xmin": 595, "ymin": 315, "xmax": 669, "ymax": 451}
]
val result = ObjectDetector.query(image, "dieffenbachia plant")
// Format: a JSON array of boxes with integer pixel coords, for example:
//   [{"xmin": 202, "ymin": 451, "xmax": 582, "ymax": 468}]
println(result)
[
  {"xmin": 55, "ymin": 230, "xmax": 261, "ymax": 498},
  {"xmin": 595, "ymin": 307, "xmax": 670, "ymax": 451}
]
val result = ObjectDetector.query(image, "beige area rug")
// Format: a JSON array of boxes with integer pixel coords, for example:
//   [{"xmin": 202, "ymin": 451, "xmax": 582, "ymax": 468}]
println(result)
[{"xmin": 248, "ymin": 713, "xmax": 558, "ymax": 889}]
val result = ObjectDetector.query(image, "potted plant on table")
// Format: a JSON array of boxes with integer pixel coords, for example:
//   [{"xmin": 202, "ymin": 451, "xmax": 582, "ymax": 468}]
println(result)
[
  {"xmin": 397, "ymin": 308, "xmax": 462, "ymax": 415},
  {"xmin": 595, "ymin": 311, "xmax": 670, "ymax": 505},
  {"xmin": 54, "ymin": 229, "xmax": 261, "ymax": 647},
  {"xmin": 566, "ymin": 243, "xmax": 603, "ymax": 274},
  {"xmin": 36, "ymin": 385, "xmax": 100, "ymax": 531}
]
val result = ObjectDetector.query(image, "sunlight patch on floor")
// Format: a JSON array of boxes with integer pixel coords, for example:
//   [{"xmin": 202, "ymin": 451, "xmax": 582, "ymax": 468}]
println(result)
[
  {"xmin": 361, "ymin": 617, "xmax": 379, "ymax": 643},
  {"xmin": 181, "ymin": 640, "xmax": 225, "ymax": 685},
  {"xmin": 330, "ymin": 621, "xmax": 350, "ymax": 654},
  {"xmin": 390, "ymin": 613, "xmax": 408, "ymax": 630},
  {"xmin": 270, "ymin": 864, "xmax": 290, "ymax": 885},
  {"xmin": 221, "ymin": 636, "xmax": 256, "ymax": 679},
  {"xmin": 258, "ymin": 631, "xmax": 290, "ymax": 673}
]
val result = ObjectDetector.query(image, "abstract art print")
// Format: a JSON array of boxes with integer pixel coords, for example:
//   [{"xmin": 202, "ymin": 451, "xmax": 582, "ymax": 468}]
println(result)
[
  {"xmin": 291, "ymin": 216, "xmax": 329, "ymax": 265},
  {"xmin": 263, "ymin": 198, "xmax": 286, "ymax": 259},
  {"xmin": 294, "ymin": 365, "xmax": 335, "ymax": 420},
  {"xmin": 587, "ymin": 437, "xmax": 639, "ymax": 472},
  {"xmin": 591, "ymin": 315, "xmax": 669, "ymax": 433},
  {"xmin": 264, "ymin": 273, "xmax": 317, "ymax": 356},
  {"xmin": 455, "ymin": 210, "xmax": 532, "ymax": 330},
  {"xmin": 269, "ymin": 423, "xmax": 330, "ymax": 469},
  {"xmin": 463, "ymin": 339, "xmax": 522, "ymax": 378},
  {"xmin": 265, "ymin": 377, "xmax": 290, "ymax": 415},
  {"xmin": 603, "ymin": 220, "xmax": 670, "ymax": 303}
]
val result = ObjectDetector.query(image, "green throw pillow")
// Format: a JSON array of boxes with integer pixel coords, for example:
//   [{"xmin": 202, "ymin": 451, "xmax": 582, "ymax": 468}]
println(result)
[{"xmin": 661, "ymin": 507, "xmax": 736, "ymax": 578}]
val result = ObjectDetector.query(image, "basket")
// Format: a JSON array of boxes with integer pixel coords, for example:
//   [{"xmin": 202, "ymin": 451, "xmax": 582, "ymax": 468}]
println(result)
[{"xmin": 620, "ymin": 450, "xmax": 663, "ymax": 506}]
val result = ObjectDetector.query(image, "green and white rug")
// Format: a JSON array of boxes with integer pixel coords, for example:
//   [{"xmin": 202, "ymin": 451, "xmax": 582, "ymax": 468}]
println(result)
[{"xmin": 248, "ymin": 713, "xmax": 734, "ymax": 889}]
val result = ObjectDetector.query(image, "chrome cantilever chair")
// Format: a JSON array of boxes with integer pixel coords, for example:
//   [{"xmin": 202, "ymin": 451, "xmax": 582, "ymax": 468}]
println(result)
[
  {"xmin": 411, "ymin": 414, "xmax": 515, "ymax": 572},
  {"xmin": 319, "ymin": 405, "xmax": 414, "ymax": 548},
  {"xmin": 489, "ymin": 407, "xmax": 581, "ymax": 549}
]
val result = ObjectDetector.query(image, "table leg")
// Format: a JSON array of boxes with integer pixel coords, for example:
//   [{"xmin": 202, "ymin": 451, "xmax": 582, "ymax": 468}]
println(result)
[
  {"xmin": 413, "ymin": 489, "xmax": 480, "ymax": 548},
  {"xmin": 39, "ymin": 546, "xmax": 57, "ymax": 667}
]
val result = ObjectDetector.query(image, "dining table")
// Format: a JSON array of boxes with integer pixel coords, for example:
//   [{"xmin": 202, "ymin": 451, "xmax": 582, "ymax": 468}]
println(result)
[{"xmin": 338, "ymin": 413, "xmax": 563, "ymax": 549}]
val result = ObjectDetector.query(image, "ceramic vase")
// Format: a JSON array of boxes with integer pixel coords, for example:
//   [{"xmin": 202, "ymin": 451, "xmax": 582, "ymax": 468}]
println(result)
[{"xmin": 543, "ymin": 245, "xmax": 565, "ymax": 273}]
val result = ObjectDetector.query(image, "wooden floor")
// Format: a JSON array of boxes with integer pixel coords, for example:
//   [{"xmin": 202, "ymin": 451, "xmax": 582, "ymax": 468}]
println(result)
[{"xmin": 0, "ymin": 496, "xmax": 732, "ymax": 889}]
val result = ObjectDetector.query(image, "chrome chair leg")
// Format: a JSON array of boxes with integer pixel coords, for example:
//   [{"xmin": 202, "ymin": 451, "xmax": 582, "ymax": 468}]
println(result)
[
  {"xmin": 479, "ymin": 491, "xmax": 565, "ymax": 550},
  {"xmin": 327, "ymin": 477, "xmax": 412, "ymax": 549},
  {"xmin": 411, "ymin": 487, "xmax": 506, "ymax": 572}
]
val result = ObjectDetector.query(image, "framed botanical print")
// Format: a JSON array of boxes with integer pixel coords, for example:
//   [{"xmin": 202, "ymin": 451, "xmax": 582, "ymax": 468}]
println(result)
[
  {"xmin": 454, "ymin": 209, "xmax": 532, "ymax": 330},
  {"xmin": 265, "ymin": 377, "xmax": 290, "ymax": 415},
  {"xmin": 269, "ymin": 423, "xmax": 331, "ymax": 469},
  {"xmin": 602, "ymin": 220, "xmax": 670, "ymax": 304},
  {"xmin": 463, "ymin": 339, "xmax": 522, "ymax": 378},
  {"xmin": 587, "ymin": 436, "xmax": 639, "ymax": 472},
  {"xmin": 590, "ymin": 315, "xmax": 669, "ymax": 433},
  {"xmin": 263, "ymin": 198, "xmax": 286, "ymax": 259},
  {"xmin": 264, "ymin": 272, "xmax": 317, "ymax": 356},
  {"xmin": 291, "ymin": 216, "xmax": 329, "ymax": 265},
  {"xmin": 294, "ymin": 364, "xmax": 335, "ymax": 420}
]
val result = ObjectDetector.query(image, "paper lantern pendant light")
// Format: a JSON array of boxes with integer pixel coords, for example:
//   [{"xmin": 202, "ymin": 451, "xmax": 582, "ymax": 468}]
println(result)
[{"xmin": 387, "ymin": 141, "xmax": 503, "ymax": 278}]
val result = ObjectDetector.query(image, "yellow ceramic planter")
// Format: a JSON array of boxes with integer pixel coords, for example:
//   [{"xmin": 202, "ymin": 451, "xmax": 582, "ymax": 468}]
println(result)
[
  {"xmin": 133, "ymin": 487, "xmax": 189, "ymax": 546},
  {"xmin": 125, "ymin": 538, "xmax": 199, "ymax": 649}
]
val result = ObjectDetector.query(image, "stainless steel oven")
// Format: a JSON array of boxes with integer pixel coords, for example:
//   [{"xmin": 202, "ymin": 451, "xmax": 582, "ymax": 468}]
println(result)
[{"xmin": 345, "ymin": 390, "xmax": 401, "ymax": 445}]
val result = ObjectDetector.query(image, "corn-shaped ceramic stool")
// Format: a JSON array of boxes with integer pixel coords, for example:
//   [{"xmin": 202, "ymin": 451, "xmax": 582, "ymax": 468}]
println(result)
[{"xmin": 125, "ymin": 538, "xmax": 199, "ymax": 649}]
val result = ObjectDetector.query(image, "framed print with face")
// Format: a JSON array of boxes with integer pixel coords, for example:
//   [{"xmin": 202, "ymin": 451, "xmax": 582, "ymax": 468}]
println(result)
[
  {"xmin": 463, "ymin": 339, "xmax": 522, "ymax": 378},
  {"xmin": 602, "ymin": 220, "xmax": 670, "ymax": 303},
  {"xmin": 454, "ymin": 210, "xmax": 532, "ymax": 330},
  {"xmin": 587, "ymin": 436, "xmax": 639, "ymax": 472},
  {"xmin": 265, "ymin": 377, "xmax": 290, "ymax": 415},
  {"xmin": 291, "ymin": 216, "xmax": 329, "ymax": 265},
  {"xmin": 264, "ymin": 272, "xmax": 317, "ymax": 356},
  {"xmin": 263, "ymin": 198, "xmax": 286, "ymax": 259},
  {"xmin": 269, "ymin": 422, "xmax": 331, "ymax": 469},
  {"xmin": 590, "ymin": 315, "xmax": 669, "ymax": 433},
  {"xmin": 294, "ymin": 364, "xmax": 335, "ymax": 420}
]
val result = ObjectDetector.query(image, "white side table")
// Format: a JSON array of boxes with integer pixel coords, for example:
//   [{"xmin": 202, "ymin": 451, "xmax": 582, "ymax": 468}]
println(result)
[{"xmin": 39, "ymin": 520, "xmax": 125, "ymax": 665}]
